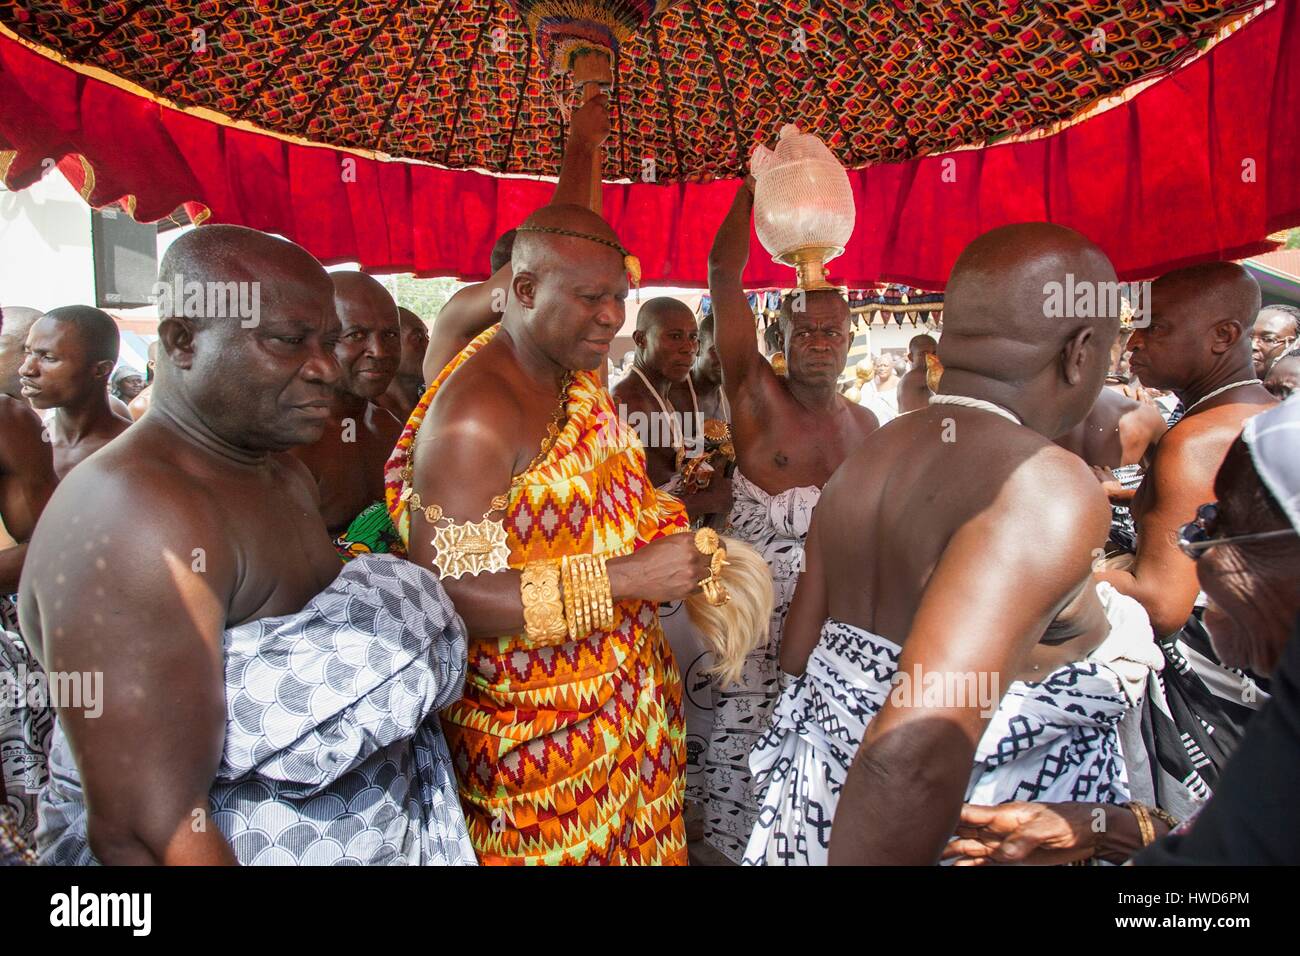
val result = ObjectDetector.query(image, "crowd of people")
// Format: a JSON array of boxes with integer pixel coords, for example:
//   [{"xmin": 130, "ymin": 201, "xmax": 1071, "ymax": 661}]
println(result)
[{"xmin": 1, "ymin": 98, "xmax": 1297, "ymax": 866}]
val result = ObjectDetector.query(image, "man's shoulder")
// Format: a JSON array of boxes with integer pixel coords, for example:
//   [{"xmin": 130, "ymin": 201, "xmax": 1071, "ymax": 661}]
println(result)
[
  {"xmin": 431, "ymin": 352, "xmax": 523, "ymax": 420},
  {"xmin": 0, "ymin": 393, "xmax": 42, "ymax": 432}
]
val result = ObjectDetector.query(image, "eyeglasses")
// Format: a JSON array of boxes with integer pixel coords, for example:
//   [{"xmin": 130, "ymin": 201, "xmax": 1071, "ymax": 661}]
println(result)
[
  {"xmin": 1177, "ymin": 502, "xmax": 1298, "ymax": 559},
  {"xmin": 1250, "ymin": 332, "xmax": 1296, "ymax": 348}
]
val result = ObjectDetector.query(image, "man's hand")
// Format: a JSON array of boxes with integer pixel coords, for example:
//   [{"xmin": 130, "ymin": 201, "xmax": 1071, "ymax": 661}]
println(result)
[
  {"xmin": 682, "ymin": 475, "xmax": 733, "ymax": 521},
  {"xmin": 609, "ymin": 533, "xmax": 711, "ymax": 604},
  {"xmin": 942, "ymin": 802, "xmax": 1102, "ymax": 866}
]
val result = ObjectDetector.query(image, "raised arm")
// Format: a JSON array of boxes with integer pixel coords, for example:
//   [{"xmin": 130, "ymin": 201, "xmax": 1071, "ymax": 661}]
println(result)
[
  {"xmin": 708, "ymin": 178, "xmax": 768, "ymax": 395},
  {"xmin": 422, "ymin": 96, "xmax": 612, "ymax": 384},
  {"xmin": 1095, "ymin": 428, "xmax": 1214, "ymax": 636},
  {"xmin": 0, "ymin": 396, "xmax": 57, "ymax": 592},
  {"xmin": 829, "ymin": 457, "xmax": 1109, "ymax": 865},
  {"xmin": 407, "ymin": 380, "xmax": 709, "ymax": 640},
  {"xmin": 21, "ymin": 471, "xmax": 237, "ymax": 864}
]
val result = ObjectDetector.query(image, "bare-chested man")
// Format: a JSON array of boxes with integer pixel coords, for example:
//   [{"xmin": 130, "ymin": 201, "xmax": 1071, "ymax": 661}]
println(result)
[
  {"xmin": 0, "ymin": 306, "xmax": 58, "ymax": 843},
  {"xmin": 897, "ymin": 333, "xmax": 939, "ymax": 414},
  {"xmin": 746, "ymin": 223, "xmax": 1159, "ymax": 865},
  {"xmin": 20, "ymin": 224, "xmax": 473, "ymax": 865},
  {"xmin": 18, "ymin": 307, "xmax": 131, "ymax": 479},
  {"xmin": 611, "ymin": 297, "xmax": 733, "ymax": 521},
  {"xmin": 376, "ymin": 307, "xmax": 429, "ymax": 422},
  {"xmin": 1100, "ymin": 263, "xmax": 1277, "ymax": 638},
  {"xmin": 702, "ymin": 176, "xmax": 879, "ymax": 862},
  {"xmin": 1250, "ymin": 303, "xmax": 1298, "ymax": 378},
  {"xmin": 668, "ymin": 310, "xmax": 730, "ymax": 426},
  {"xmin": 385, "ymin": 199, "xmax": 710, "ymax": 864},
  {"xmin": 290, "ymin": 272, "xmax": 403, "ymax": 557}
]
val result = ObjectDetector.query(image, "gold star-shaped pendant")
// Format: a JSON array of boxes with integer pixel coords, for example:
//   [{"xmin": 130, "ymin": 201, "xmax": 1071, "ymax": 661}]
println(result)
[{"xmin": 431, "ymin": 519, "xmax": 512, "ymax": 579}]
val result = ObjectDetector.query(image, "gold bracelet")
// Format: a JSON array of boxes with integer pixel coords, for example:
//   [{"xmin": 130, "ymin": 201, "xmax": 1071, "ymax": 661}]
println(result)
[
  {"xmin": 594, "ymin": 555, "xmax": 615, "ymax": 631},
  {"xmin": 1145, "ymin": 804, "xmax": 1179, "ymax": 831},
  {"xmin": 576, "ymin": 554, "xmax": 595, "ymax": 637},
  {"xmin": 520, "ymin": 561, "xmax": 567, "ymax": 644},
  {"xmin": 1125, "ymin": 801, "xmax": 1156, "ymax": 847},
  {"xmin": 560, "ymin": 555, "xmax": 581, "ymax": 639}
]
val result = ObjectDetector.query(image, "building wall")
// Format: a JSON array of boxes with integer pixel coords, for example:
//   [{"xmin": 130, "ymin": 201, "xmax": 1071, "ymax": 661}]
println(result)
[{"xmin": 0, "ymin": 173, "xmax": 95, "ymax": 311}]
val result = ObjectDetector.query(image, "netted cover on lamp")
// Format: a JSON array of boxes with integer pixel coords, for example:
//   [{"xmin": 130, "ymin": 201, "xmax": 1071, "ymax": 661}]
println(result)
[
  {"xmin": 751, "ymin": 124, "xmax": 856, "ymax": 290},
  {"xmin": 510, "ymin": 0, "xmax": 679, "ymax": 75}
]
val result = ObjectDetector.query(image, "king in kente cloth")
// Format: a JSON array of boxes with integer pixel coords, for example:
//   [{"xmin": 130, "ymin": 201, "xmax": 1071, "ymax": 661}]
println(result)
[{"xmin": 385, "ymin": 202, "xmax": 714, "ymax": 865}]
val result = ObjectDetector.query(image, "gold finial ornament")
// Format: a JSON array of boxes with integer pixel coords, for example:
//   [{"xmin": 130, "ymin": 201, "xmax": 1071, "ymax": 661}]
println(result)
[{"xmin": 694, "ymin": 527, "xmax": 721, "ymax": 555}]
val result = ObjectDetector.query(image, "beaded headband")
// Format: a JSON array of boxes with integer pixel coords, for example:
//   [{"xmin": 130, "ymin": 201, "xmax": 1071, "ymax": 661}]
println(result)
[{"xmin": 515, "ymin": 224, "xmax": 642, "ymax": 287}]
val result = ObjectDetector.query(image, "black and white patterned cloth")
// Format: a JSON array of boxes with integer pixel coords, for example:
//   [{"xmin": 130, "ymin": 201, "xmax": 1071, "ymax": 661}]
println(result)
[
  {"xmin": 0, "ymin": 626, "xmax": 53, "ymax": 846},
  {"xmin": 38, "ymin": 554, "xmax": 476, "ymax": 865},
  {"xmin": 742, "ymin": 583, "xmax": 1162, "ymax": 865},
  {"xmin": 703, "ymin": 470, "xmax": 820, "ymax": 863}
]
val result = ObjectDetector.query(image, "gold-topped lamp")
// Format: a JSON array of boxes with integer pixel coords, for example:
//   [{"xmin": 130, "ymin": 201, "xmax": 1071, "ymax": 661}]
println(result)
[{"xmin": 751, "ymin": 124, "xmax": 856, "ymax": 291}]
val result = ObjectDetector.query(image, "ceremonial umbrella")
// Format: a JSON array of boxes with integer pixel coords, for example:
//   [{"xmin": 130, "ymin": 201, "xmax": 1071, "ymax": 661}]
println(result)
[{"xmin": 1, "ymin": 0, "xmax": 1298, "ymax": 287}]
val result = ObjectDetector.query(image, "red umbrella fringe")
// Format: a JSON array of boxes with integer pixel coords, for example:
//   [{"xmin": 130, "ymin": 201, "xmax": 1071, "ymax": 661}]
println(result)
[{"xmin": 1, "ymin": 2, "xmax": 1299, "ymax": 288}]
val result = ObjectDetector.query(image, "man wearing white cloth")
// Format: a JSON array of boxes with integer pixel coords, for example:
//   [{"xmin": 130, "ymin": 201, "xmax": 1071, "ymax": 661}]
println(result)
[
  {"xmin": 749, "ymin": 223, "xmax": 1160, "ymax": 866},
  {"xmin": 20, "ymin": 225, "xmax": 473, "ymax": 865},
  {"xmin": 703, "ymin": 177, "xmax": 878, "ymax": 862}
]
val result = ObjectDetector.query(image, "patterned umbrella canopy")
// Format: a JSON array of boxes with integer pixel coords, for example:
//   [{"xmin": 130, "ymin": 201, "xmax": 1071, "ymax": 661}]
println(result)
[{"xmin": 0, "ymin": 0, "xmax": 1267, "ymax": 182}]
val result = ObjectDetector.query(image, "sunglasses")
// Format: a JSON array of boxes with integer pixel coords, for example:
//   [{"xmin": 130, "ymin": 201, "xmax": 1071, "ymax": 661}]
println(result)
[{"xmin": 1177, "ymin": 502, "xmax": 1298, "ymax": 560}]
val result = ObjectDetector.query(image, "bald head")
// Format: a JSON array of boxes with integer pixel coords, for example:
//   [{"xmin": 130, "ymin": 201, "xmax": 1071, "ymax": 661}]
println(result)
[
  {"xmin": 151, "ymin": 224, "xmax": 341, "ymax": 452},
  {"xmin": 158, "ymin": 224, "xmax": 334, "ymax": 328},
  {"xmin": 0, "ymin": 305, "xmax": 45, "ymax": 397},
  {"xmin": 1128, "ymin": 261, "xmax": 1261, "ymax": 392},
  {"xmin": 637, "ymin": 296, "xmax": 694, "ymax": 333},
  {"xmin": 908, "ymin": 333, "xmax": 938, "ymax": 367},
  {"xmin": 940, "ymin": 223, "xmax": 1120, "ymax": 435},
  {"xmin": 330, "ymin": 272, "xmax": 400, "ymax": 399},
  {"xmin": 632, "ymin": 297, "xmax": 698, "ymax": 383},
  {"xmin": 396, "ymin": 306, "xmax": 429, "ymax": 380},
  {"xmin": 507, "ymin": 204, "xmax": 628, "ymax": 373}
]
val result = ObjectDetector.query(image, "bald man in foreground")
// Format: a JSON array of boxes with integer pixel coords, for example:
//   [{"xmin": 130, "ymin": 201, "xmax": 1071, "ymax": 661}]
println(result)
[
  {"xmin": 703, "ymin": 177, "xmax": 878, "ymax": 862},
  {"xmin": 20, "ymin": 225, "xmax": 473, "ymax": 865},
  {"xmin": 386, "ymin": 202, "xmax": 710, "ymax": 864},
  {"xmin": 745, "ymin": 223, "xmax": 1160, "ymax": 865},
  {"xmin": 19, "ymin": 307, "xmax": 131, "ymax": 479},
  {"xmin": 290, "ymin": 271, "xmax": 404, "ymax": 558}
]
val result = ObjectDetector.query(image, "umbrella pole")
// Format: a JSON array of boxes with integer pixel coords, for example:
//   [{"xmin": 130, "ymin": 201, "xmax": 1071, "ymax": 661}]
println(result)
[{"xmin": 571, "ymin": 51, "xmax": 611, "ymax": 216}]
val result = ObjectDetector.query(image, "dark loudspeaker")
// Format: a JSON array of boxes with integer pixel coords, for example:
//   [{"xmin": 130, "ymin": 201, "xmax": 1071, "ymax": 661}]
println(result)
[{"xmin": 92, "ymin": 207, "xmax": 158, "ymax": 309}]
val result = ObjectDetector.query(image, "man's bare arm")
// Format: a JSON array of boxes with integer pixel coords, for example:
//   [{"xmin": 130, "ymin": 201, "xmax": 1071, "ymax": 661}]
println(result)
[
  {"xmin": 708, "ymin": 179, "xmax": 768, "ymax": 397},
  {"xmin": 407, "ymin": 377, "xmax": 709, "ymax": 639},
  {"xmin": 422, "ymin": 96, "xmax": 612, "ymax": 384},
  {"xmin": 830, "ymin": 457, "xmax": 1109, "ymax": 865},
  {"xmin": 1117, "ymin": 401, "xmax": 1166, "ymax": 468},
  {"xmin": 779, "ymin": 514, "xmax": 828, "ymax": 677},
  {"xmin": 23, "ymin": 470, "xmax": 237, "ymax": 864},
  {"xmin": 1096, "ymin": 429, "xmax": 1214, "ymax": 636},
  {"xmin": 0, "ymin": 396, "xmax": 57, "ymax": 592}
]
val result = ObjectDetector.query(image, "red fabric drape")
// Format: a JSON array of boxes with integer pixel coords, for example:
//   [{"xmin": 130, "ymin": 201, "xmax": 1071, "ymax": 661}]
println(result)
[{"xmin": 2, "ymin": 1, "xmax": 1298, "ymax": 287}]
